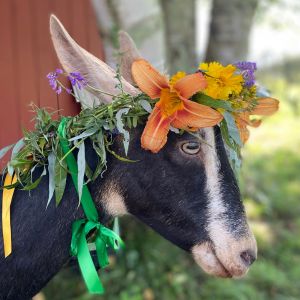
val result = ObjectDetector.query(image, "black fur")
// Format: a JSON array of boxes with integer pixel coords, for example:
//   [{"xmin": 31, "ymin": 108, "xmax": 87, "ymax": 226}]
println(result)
[{"xmin": 0, "ymin": 125, "xmax": 244, "ymax": 299}]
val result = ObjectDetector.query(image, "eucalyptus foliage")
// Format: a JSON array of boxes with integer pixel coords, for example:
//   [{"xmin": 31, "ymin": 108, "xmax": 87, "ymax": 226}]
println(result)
[{"xmin": 0, "ymin": 92, "xmax": 151, "ymax": 206}]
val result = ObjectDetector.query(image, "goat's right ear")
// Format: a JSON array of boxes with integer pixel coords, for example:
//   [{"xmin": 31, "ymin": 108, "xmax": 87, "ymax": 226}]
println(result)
[
  {"xmin": 49, "ymin": 14, "xmax": 138, "ymax": 103},
  {"xmin": 118, "ymin": 31, "xmax": 141, "ymax": 84}
]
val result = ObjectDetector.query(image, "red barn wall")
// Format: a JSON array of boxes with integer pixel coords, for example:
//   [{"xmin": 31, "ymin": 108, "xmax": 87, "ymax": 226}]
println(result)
[{"xmin": 0, "ymin": 0, "xmax": 104, "ymax": 167}]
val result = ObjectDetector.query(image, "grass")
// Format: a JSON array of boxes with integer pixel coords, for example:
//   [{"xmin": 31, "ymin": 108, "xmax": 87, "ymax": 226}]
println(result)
[{"xmin": 41, "ymin": 64, "xmax": 300, "ymax": 300}]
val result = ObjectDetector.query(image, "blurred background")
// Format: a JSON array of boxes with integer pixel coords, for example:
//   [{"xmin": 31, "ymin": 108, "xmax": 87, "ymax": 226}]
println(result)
[{"xmin": 1, "ymin": 0, "xmax": 299, "ymax": 299}]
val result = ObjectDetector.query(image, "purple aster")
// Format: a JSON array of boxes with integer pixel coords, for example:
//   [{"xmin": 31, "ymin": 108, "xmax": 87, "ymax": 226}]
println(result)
[
  {"xmin": 46, "ymin": 69, "xmax": 63, "ymax": 93},
  {"xmin": 235, "ymin": 61, "xmax": 257, "ymax": 87},
  {"xmin": 67, "ymin": 72, "xmax": 87, "ymax": 90}
]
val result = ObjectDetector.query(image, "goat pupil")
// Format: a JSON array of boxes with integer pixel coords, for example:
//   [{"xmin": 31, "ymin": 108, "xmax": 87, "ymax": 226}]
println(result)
[{"xmin": 187, "ymin": 142, "xmax": 199, "ymax": 149}]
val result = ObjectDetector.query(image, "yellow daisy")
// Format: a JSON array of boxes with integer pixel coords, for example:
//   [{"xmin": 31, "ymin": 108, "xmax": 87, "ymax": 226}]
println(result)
[
  {"xmin": 199, "ymin": 62, "xmax": 243, "ymax": 100},
  {"xmin": 169, "ymin": 71, "xmax": 186, "ymax": 88}
]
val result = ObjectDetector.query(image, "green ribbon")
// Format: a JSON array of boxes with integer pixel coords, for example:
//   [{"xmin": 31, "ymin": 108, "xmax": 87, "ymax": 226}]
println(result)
[{"xmin": 58, "ymin": 117, "xmax": 124, "ymax": 294}]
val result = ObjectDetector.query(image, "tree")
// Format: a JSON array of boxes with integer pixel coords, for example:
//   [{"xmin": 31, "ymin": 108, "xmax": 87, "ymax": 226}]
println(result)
[
  {"xmin": 160, "ymin": 0, "xmax": 197, "ymax": 73},
  {"xmin": 206, "ymin": 0, "xmax": 258, "ymax": 64}
]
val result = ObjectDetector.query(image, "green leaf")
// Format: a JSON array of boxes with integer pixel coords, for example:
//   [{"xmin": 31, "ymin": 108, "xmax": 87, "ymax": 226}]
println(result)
[
  {"xmin": 47, "ymin": 152, "xmax": 55, "ymax": 207},
  {"xmin": 132, "ymin": 116, "xmax": 138, "ymax": 128},
  {"xmin": 85, "ymin": 162, "xmax": 93, "ymax": 181},
  {"xmin": 193, "ymin": 93, "xmax": 233, "ymax": 111},
  {"xmin": 223, "ymin": 111, "xmax": 242, "ymax": 147},
  {"xmin": 228, "ymin": 145, "xmax": 241, "ymax": 172},
  {"xmin": 69, "ymin": 128, "xmax": 97, "ymax": 141},
  {"xmin": 127, "ymin": 117, "xmax": 132, "ymax": 129},
  {"xmin": 115, "ymin": 108, "xmax": 130, "ymax": 156},
  {"xmin": 93, "ymin": 132, "xmax": 106, "ymax": 165},
  {"xmin": 90, "ymin": 132, "xmax": 107, "ymax": 180},
  {"xmin": 220, "ymin": 120, "xmax": 235, "ymax": 150},
  {"xmin": 8, "ymin": 138, "xmax": 25, "ymax": 175},
  {"xmin": 139, "ymin": 99, "xmax": 153, "ymax": 113},
  {"xmin": 9, "ymin": 158, "xmax": 32, "ymax": 167},
  {"xmin": 91, "ymin": 160, "xmax": 105, "ymax": 181},
  {"xmin": 108, "ymin": 106, "xmax": 113, "ymax": 118},
  {"xmin": 0, "ymin": 144, "xmax": 14, "ymax": 160},
  {"xmin": 106, "ymin": 145, "xmax": 138, "ymax": 163},
  {"xmin": 219, "ymin": 120, "xmax": 241, "ymax": 173},
  {"xmin": 77, "ymin": 141, "xmax": 86, "ymax": 202},
  {"xmin": 22, "ymin": 167, "xmax": 46, "ymax": 191},
  {"xmin": 54, "ymin": 146, "xmax": 67, "ymax": 206}
]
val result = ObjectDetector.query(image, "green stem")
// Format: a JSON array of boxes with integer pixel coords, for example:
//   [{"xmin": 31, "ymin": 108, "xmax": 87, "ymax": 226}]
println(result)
[
  {"xmin": 86, "ymin": 84, "xmax": 116, "ymax": 97},
  {"xmin": 59, "ymin": 138, "xmax": 86, "ymax": 163}
]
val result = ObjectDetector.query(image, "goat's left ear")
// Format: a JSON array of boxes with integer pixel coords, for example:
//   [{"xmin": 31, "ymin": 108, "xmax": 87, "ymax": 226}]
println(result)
[
  {"xmin": 118, "ymin": 31, "xmax": 141, "ymax": 85},
  {"xmin": 50, "ymin": 15, "xmax": 139, "ymax": 104}
]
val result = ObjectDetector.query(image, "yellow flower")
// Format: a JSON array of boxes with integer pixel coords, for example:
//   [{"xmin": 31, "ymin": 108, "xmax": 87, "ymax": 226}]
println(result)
[
  {"xmin": 199, "ymin": 62, "xmax": 243, "ymax": 100},
  {"xmin": 169, "ymin": 71, "xmax": 186, "ymax": 88}
]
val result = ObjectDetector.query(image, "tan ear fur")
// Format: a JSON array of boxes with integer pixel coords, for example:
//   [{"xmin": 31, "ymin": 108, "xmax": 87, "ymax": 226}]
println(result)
[
  {"xmin": 118, "ymin": 31, "xmax": 142, "ymax": 84},
  {"xmin": 50, "ymin": 15, "xmax": 138, "ymax": 104}
]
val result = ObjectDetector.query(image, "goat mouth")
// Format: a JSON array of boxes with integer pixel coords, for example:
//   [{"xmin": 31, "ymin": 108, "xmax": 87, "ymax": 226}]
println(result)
[
  {"xmin": 210, "ymin": 245, "xmax": 233, "ymax": 278},
  {"xmin": 191, "ymin": 242, "xmax": 242, "ymax": 278}
]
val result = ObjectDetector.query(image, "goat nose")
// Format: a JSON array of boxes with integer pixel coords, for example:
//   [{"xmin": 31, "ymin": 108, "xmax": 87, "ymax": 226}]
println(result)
[{"xmin": 240, "ymin": 250, "xmax": 256, "ymax": 266}]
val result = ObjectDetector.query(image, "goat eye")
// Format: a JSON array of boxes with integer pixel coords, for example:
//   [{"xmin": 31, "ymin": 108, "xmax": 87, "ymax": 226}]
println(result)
[{"xmin": 181, "ymin": 141, "xmax": 201, "ymax": 155}]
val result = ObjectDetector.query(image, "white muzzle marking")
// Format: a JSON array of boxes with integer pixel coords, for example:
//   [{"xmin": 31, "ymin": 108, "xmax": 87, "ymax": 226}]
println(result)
[{"xmin": 193, "ymin": 128, "xmax": 257, "ymax": 278}]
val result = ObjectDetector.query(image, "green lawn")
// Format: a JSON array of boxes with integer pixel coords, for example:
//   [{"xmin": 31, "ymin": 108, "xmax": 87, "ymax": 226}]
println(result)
[{"xmin": 42, "ymin": 67, "xmax": 300, "ymax": 300}]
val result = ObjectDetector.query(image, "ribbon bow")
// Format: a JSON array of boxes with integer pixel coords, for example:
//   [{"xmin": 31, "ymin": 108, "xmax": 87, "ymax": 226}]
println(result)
[
  {"xmin": 70, "ymin": 219, "xmax": 124, "ymax": 293},
  {"xmin": 58, "ymin": 118, "xmax": 124, "ymax": 294}
]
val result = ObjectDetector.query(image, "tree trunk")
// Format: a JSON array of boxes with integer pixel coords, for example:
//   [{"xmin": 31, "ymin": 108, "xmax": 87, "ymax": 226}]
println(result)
[
  {"xmin": 160, "ymin": 0, "xmax": 197, "ymax": 73},
  {"xmin": 206, "ymin": 0, "xmax": 258, "ymax": 64}
]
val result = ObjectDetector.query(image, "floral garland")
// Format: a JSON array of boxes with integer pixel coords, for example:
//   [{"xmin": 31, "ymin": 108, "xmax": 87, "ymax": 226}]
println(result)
[
  {"xmin": 0, "ymin": 59, "xmax": 279, "ymax": 193},
  {"xmin": 0, "ymin": 59, "xmax": 279, "ymax": 294}
]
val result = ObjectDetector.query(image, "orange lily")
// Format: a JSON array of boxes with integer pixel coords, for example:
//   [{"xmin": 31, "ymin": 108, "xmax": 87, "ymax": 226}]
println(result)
[
  {"xmin": 131, "ymin": 59, "xmax": 223, "ymax": 153},
  {"xmin": 235, "ymin": 97, "xmax": 279, "ymax": 143}
]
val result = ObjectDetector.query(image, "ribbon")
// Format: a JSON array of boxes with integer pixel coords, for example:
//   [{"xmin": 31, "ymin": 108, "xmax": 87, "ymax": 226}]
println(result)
[
  {"xmin": 2, "ymin": 173, "xmax": 17, "ymax": 257},
  {"xmin": 58, "ymin": 118, "xmax": 124, "ymax": 294},
  {"xmin": 70, "ymin": 219, "xmax": 124, "ymax": 293}
]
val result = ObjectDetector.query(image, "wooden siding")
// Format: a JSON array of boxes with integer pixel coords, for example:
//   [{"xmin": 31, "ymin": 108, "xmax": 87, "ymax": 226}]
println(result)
[{"xmin": 0, "ymin": 0, "xmax": 104, "ymax": 167}]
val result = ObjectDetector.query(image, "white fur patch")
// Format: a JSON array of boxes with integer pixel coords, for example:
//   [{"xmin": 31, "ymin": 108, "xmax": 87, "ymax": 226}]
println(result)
[
  {"xmin": 201, "ymin": 127, "xmax": 227, "ymax": 239},
  {"xmin": 100, "ymin": 182, "xmax": 128, "ymax": 216},
  {"xmin": 198, "ymin": 127, "xmax": 257, "ymax": 277}
]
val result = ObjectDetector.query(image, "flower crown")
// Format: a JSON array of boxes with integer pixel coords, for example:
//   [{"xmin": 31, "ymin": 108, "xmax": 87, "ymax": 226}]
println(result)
[
  {"xmin": 131, "ymin": 59, "xmax": 278, "ymax": 155},
  {"xmin": 0, "ymin": 59, "xmax": 279, "ymax": 195}
]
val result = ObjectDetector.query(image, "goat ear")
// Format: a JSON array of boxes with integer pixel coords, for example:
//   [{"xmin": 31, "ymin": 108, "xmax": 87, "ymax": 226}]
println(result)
[
  {"xmin": 118, "ymin": 31, "xmax": 142, "ymax": 84},
  {"xmin": 49, "ymin": 15, "xmax": 138, "ymax": 104}
]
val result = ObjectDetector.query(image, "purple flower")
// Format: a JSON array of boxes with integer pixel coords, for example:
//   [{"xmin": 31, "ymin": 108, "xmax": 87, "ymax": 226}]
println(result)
[
  {"xmin": 46, "ymin": 69, "xmax": 63, "ymax": 93},
  {"xmin": 56, "ymin": 68, "xmax": 63, "ymax": 74},
  {"xmin": 235, "ymin": 61, "xmax": 257, "ymax": 87},
  {"xmin": 66, "ymin": 88, "xmax": 73, "ymax": 94},
  {"xmin": 56, "ymin": 86, "xmax": 62, "ymax": 94},
  {"xmin": 67, "ymin": 72, "xmax": 87, "ymax": 90}
]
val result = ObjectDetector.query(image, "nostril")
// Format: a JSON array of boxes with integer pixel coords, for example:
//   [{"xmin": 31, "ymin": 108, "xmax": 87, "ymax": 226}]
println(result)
[{"xmin": 240, "ymin": 250, "xmax": 256, "ymax": 266}]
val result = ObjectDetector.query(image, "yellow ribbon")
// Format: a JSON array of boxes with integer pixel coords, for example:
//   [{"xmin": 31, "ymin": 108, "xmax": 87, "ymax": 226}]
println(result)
[{"xmin": 2, "ymin": 173, "xmax": 17, "ymax": 257}]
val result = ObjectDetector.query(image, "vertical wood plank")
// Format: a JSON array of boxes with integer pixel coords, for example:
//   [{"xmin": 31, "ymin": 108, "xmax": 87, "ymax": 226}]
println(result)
[
  {"xmin": 71, "ymin": 0, "xmax": 89, "ymax": 48},
  {"xmin": 33, "ymin": 0, "xmax": 59, "ymax": 117},
  {"xmin": 87, "ymin": 1, "xmax": 106, "ymax": 60},
  {"xmin": 14, "ymin": 0, "xmax": 39, "ymax": 130},
  {"xmin": 0, "ymin": 1, "xmax": 20, "ymax": 167}
]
